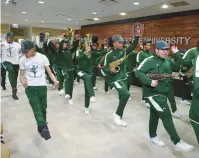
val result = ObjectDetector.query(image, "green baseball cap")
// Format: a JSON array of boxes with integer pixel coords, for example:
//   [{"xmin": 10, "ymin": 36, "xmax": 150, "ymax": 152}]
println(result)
[
  {"xmin": 21, "ymin": 40, "xmax": 34, "ymax": 54},
  {"xmin": 6, "ymin": 32, "xmax": 15, "ymax": 38},
  {"xmin": 112, "ymin": 35, "xmax": 124, "ymax": 43},
  {"xmin": 156, "ymin": 40, "xmax": 169, "ymax": 49}
]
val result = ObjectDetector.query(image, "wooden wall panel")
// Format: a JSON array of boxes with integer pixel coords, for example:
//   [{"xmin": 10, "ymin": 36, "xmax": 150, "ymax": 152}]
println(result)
[{"xmin": 81, "ymin": 14, "xmax": 199, "ymax": 51}]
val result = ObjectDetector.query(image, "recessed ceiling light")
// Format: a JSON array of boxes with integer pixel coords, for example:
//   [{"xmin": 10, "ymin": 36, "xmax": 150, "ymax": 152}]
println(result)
[
  {"xmin": 68, "ymin": 18, "xmax": 71, "ymax": 20},
  {"xmin": 22, "ymin": 12, "xmax": 26, "ymax": 14},
  {"xmin": 92, "ymin": 12, "xmax": 97, "ymax": 15},
  {"xmin": 93, "ymin": 18, "xmax": 99, "ymax": 21},
  {"xmin": 75, "ymin": 22, "xmax": 78, "ymax": 23},
  {"xmin": 161, "ymin": 4, "xmax": 169, "ymax": 9},
  {"xmin": 41, "ymin": 21, "xmax": 44, "ymax": 23},
  {"xmin": 133, "ymin": 2, "xmax": 139, "ymax": 5},
  {"xmin": 120, "ymin": 12, "xmax": 127, "ymax": 16},
  {"xmin": 25, "ymin": 19, "xmax": 28, "ymax": 21},
  {"xmin": 38, "ymin": 1, "xmax": 44, "ymax": 4}
]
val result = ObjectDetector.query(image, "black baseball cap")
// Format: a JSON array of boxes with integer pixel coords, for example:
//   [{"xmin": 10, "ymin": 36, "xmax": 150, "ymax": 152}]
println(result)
[
  {"xmin": 21, "ymin": 40, "xmax": 34, "ymax": 54},
  {"xmin": 143, "ymin": 39, "xmax": 152, "ymax": 45}
]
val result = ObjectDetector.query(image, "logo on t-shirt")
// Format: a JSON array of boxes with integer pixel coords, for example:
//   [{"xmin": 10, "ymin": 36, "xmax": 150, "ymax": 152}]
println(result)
[
  {"xmin": 7, "ymin": 46, "xmax": 15, "ymax": 57},
  {"xmin": 29, "ymin": 63, "xmax": 42, "ymax": 78}
]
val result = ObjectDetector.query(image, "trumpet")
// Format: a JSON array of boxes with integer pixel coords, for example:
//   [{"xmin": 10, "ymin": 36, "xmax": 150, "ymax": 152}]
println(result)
[
  {"xmin": 66, "ymin": 27, "xmax": 75, "ymax": 45},
  {"xmin": 84, "ymin": 34, "xmax": 92, "ymax": 57}
]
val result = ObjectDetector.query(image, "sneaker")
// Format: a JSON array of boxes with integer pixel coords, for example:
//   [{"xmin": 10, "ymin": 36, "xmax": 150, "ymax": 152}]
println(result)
[
  {"xmin": 145, "ymin": 103, "xmax": 150, "ymax": 108},
  {"xmin": 175, "ymin": 140, "xmax": 194, "ymax": 152},
  {"xmin": 113, "ymin": 113, "xmax": 122, "ymax": 126},
  {"xmin": 172, "ymin": 111, "xmax": 183, "ymax": 119},
  {"xmin": 2, "ymin": 85, "xmax": 6, "ymax": 90},
  {"xmin": 150, "ymin": 137, "xmax": 164, "ymax": 147},
  {"xmin": 40, "ymin": 128, "xmax": 51, "ymax": 140},
  {"xmin": 65, "ymin": 94, "xmax": 70, "ymax": 100},
  {"xmin": 111, "ymin": 87, "xmax": 116, "ymax": 91},
  {"xmin": 128, "ymin": 97, "xmax": 132, "ymax": 101},
  {"xmin": 121, "ymin": 120, "xmax": 128, "ymax": 127},
  {"xmin": 58, "ymin": 89, "xmax": 65, "ymax": 96},
  {"xmin": 90, "ymin": 96, "xmax": 96, "ymax": 103},
  {"xmin": 141, "ymin": 100, "xmax": 145, "ymax": 104},
  {"xmin": 68, "ymin": 99, "xmax": 74, "ymax": 106},
  {"xmin": 74, "ymin": 82, "xmax": 79, "ymax": 85},
  {"xmin": 93, "ymin": 87, "xmax": 97, "ymax": 90},
  {"xmin": 180, "ymin": 100, "xmax": 191, "ymax": 105},
  {"xmin": 85, "ymin": 108, "xmax": 90, "ymax": 115}
]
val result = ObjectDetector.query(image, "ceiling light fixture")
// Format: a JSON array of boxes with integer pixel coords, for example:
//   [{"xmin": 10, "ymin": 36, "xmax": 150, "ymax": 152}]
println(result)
[
  {"xmin": 120, "ymin": 12, "xmax": 127, "ymax": 16},
  {"xmin": 133, "ymin": 2, "xmax": 139, "ymax": 5},
  {"xmin": 161, "ymin": 4, "xmax": 169, "ymax": 9},
  {"xmin": 25, "ymin": 19, "xmax": 28, "ymax": 21},
  {"xmin": 38, "ymin": 1, "xmax": 44, "ymax": 4},
  {"xmin": 92, "ymin": 12, "xmax": 97, "ymax": 15},
  {"xmin": 93, "ymin": 18, "xmax": 99, "ymax": 21},
  {"xmin": 68, "ymin": 18, "xmax": 71, "ymax": 20},
  {"xmin": 75, "ymin": 22, "xmax": 78, "ymax": 23},
  {"xmin": 22, "ymin": 12, "xmax": 26, "ymax": 14},
  {"xmin": 41, "ymin": 21, "xmax": 44, "ymax": 23}
]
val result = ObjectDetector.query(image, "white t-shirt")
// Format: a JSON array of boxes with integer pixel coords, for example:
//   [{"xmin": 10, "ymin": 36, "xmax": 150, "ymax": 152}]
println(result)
[
  {"xmin": 1, "ymin": 41, "xmax": 21, "ymax": 64},
  {"xmin": 19, "ymin": 53, "xmax": 50, "ymax": 86}
]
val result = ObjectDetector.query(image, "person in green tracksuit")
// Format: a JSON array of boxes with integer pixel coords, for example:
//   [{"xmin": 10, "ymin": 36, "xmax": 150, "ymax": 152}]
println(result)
[
  {"xmin": 136, "ymin": 39, "xmax": 153, "ymax": 106},
  {"xmin": 135, "ymin": 40, "xmax": 194, "ymax": 152},
  {"xmin": 102, "ymin": 33, "xmax": 140, "ymax": 127},
  {"xmin": 19, "ymin": 40, "xmax": 59, "ymax": 140},
  {"xmin": 56, "ymin": 39, "xmax": 78, "ymax": 105},
  {"xmin": 77, "ymin": 40, "xmax": 107, "ymax": 115},
  {"xmin": 189, "ymin": 54, "xmax": 199, "ymax": 144}
]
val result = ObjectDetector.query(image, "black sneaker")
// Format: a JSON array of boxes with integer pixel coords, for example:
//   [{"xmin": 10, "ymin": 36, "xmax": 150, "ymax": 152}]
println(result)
[
  {"xmin": 2, "ymin": 85, "xmax": 6, "ymax": 90},
  {"xmin": 12, "ymin": 94, "xmax": 19, "ymax": 100},
  {"xmin": 40, "ymin": 128, "xmax": 51, "ymax": 140}
]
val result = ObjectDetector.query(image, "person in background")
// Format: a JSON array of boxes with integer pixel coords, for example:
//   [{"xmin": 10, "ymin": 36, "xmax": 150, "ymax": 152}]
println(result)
[
  {"xmin": 189, "ymin": 54, "xmax": 199, "ymax": 144},
  {"xmin": 0, "ymin": 40, "xmax": 7, "ymax": 90},
  {"xmin": 1, "ymin": 32, "xmax": 21, "ymax": 100},
  {"xmin": 136, "ymin": 39, "xmax": 154, "ymax": 107}
]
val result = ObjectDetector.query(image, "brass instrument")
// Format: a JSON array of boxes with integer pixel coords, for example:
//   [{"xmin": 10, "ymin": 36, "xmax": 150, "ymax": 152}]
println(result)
[
  {"xmin": 84, "ymin": 34, "xmax": 92, "ymax": 57},
  {"xmin": 147, "ymin": 73, "xmax": 178, "ymax": 80},
  {"xmin": 109, "ymin": 53, "xmax": 128, "ymax": 73},
  {"xmin": 66, "ymin": 27, "xmax": 75, "ymax": 45},
  {"xmin": 186, "ymin": 67, "xmax": 194, "ymax": 79},
  {"xmin": 44, "ymin": 32, "xmax": 50, "ymax": 43}
]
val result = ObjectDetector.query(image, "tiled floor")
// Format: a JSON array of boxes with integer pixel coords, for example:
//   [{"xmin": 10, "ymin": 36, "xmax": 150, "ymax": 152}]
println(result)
[{"xmin": 1, "ymin": 77, "xmax": 199, "ymax": 158}]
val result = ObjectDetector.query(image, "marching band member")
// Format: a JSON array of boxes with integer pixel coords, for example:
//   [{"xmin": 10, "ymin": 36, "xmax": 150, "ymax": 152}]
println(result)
[
  {"xmin": 19, "ymin": 40, "xmax": 59, "ymax": 140},
  {"xmin": 1, "ymin": 32, "xmax": 21, "ymax": 100},
  {"xmin": 135, "ymin": 40, "xmax": 194, "ymax": 152},
  {"xmin": 136, "ymin": 39, "xmax": 153, "ymax": 107},
  {"xmin": 102, "ymin": 30, "xmax": 140, "ymax": 127},
  {"xmin": 189, "ymin": 54, "xmax": 199, "ymax": 144},
  {"xmin": 0, "ymin": 40, "xmax": 7, "ymax": 90},
  {"xmin": 77, "ymin": 38, "xmax": 107, "ymax": 114}
]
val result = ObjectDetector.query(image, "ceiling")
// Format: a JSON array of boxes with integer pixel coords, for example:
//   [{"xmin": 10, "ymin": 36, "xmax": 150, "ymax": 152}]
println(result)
[{"xmin": 1, "ymin": 0, "xmax": 199, "ymax": 30}]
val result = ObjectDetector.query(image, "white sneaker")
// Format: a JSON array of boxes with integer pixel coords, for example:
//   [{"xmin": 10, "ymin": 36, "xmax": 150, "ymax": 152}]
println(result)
[
  {"xmin": 85, "ymin": 108, "xmax": 90, "ymax": 115},
  {"xmin": 121, "ymin": 120, "xmax": 128, "ymax": 127},
  {"xmin": 150, "ymin": 137, "xmax": 164, "ymax": 147},
  {"xmin": 74, "ymin": 82, "xmax": 79, "ymax": 85},
  {"xmin": 175, "ymin": 140, "xmax": 194, "ymax": 152},
  {"xmin": 58, "ymin": 89, "xmax": 65, "ymax": 96},
  {"xmin": 172, "ymin": 111, "xmax": 183, "ymax": 119},
  {"xmin": 65, "ymin": 94, "xmax": 70, "ymax": 100},
  {"xmin": 180, "ymin": 100, "xmax": 191, "ymax": 105},
  {"xmin": 145, "ymin": 103, "xmax": 150, "ymax": 108},
  {"xmin": 111, "ymin": 87, "xmax": 116, "ymax": 91},
  {"xmin": 90, "ymin": 96, "xmax": 96, "ymax": 103},
  {"xmin": 113, "ymin": 113, "xmax": 122, "ymax": 126},
  {"xmin": 68, "ymin": 99, "xmax": 74, "ymax": 106},
  {"xmin": 141, "ymin": 100, "xmax": 145, "ymax": 104},
  {"xmin": 93, "ymin": 87, "xmax": 97, "ymax": 90},
  {"xmin": 105, "ymin": 91, "xmax": 110, "ymax": 94},
  {"xmin": 128, "ymin": 97, "xmax": 132, "ymax": 101}
]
